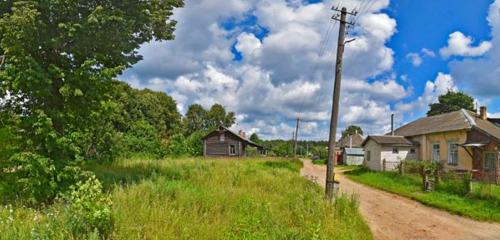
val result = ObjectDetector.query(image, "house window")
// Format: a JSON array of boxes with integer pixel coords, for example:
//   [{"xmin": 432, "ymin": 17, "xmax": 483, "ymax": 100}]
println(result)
[
  {"xmin": 410, "ymin": 148, "xmax": 416, "ymax": 154},
  {"xmin": 366, "ymin": 151, "xmax": 371, "ymax": 161},
  {"xmin": 392, "ymin": 148, "xmax": 399, "ymax": 154},
  {"xmin": 485, "ymin": 152, "xmax": 496, "ymax": 171},
  {"xmin": 448, "ymin": 143, "xmax": 459, "ymax": 165},
  {"xmin": 219, "ymin": 134, "xmax": 225, "ymax": 142},
  {"xmin": 432, "ymin": 144, "xmax": 440, "ymax": 162},
  {"xmin": 229, "ymin": 145, "xmax": 236, "ymax": 155}
]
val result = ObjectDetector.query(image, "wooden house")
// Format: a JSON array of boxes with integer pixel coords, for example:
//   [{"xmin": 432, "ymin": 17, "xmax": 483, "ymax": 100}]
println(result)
[{"xmin": 203, "ymin": 126, "xmax": 265, "ymax": 157}]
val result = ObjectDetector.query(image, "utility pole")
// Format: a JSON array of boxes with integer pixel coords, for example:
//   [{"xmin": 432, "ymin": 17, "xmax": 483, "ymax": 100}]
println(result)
[
  {"xmin": 294, "ymin": 117, "xmax": 300, "ymax": 157},
  {"xmin": 325, "ymin": 6, "xmax": 356, "ymax": 200}
]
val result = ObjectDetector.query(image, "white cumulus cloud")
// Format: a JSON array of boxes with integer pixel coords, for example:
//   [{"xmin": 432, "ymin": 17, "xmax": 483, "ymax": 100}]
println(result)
[{"xmin": 440, "ymin": 31, "xmax": 492, "ymax": 58}]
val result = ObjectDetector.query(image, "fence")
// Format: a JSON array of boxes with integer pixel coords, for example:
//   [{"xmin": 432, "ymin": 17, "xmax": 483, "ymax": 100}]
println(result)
[{"xmin": 382, "ymin": 159, "xmax": 400, "ymax": 172}]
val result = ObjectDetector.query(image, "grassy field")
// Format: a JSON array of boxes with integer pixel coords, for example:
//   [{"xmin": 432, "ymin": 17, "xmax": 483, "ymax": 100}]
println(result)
[
  {"xmin": 346, "ymin": 168, "xmax": 500, "ymax": 222},
  {"xmin": 1, "ymin": 157, "xmax": 371, "ymax": 240}
]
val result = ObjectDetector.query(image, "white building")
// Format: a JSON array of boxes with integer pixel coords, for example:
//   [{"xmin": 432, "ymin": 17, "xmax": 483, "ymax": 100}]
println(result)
[{"xmin": 362, "ymin": 136, "xmax": 418, "ymax": 171}]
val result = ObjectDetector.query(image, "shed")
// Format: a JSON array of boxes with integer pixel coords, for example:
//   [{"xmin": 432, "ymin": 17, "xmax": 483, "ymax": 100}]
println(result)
[
  {"xmin": 343, "ymin": 148, "xmax": 365, "ymax": 166},
  {"xmin": 335, "ymin": 133, "xmax": 364, "ymax": 164},
  {"xmin": 203, "ymin": 126, "xmax": 265, "ymax": 157},
  {"xmin": 362, "ymin": 136, "xmax": 418, "ymax": 171}
]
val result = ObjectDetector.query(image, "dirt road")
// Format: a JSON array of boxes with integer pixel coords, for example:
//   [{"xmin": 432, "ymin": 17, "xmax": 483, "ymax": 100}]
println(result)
[{"xmin": 300, "ymin": 160, "xmax": 500, "ymax": 240}]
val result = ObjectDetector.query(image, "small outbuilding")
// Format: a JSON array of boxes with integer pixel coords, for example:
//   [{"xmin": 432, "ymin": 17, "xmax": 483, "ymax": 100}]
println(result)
[
  {"xmin": 362, "ymin": 135, "xmax": 418, "ymax": 171},
  {"xmin": 343, "ymin": 148, "xmax": 365, "ymax": 166},
  {"xmin": 203, "ymin": 126, "xmax": 265, "ymax": 157},
  {"xmin": 335, "ymin": 133, "xmax": 365, "ymax": 165}
]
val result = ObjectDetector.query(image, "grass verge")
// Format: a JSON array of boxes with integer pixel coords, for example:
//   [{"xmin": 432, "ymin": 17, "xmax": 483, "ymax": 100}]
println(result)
[
  {"xmin": 1, "ymin": 157, "xmax": 372, "ymax": 239},
  {"xmin": 346, "ymin": 168, "xmax": 500, "ymax": 222}
]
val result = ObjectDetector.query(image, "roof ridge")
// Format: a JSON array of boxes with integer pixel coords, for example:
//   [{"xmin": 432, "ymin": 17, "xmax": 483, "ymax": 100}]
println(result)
[
  {"xmin": 221, "ymin": 126, "xmax": 263, "ymax": 147},
  {"xmin": 461, "ymin": 109, "xmax": 476, "ymax": 128}
]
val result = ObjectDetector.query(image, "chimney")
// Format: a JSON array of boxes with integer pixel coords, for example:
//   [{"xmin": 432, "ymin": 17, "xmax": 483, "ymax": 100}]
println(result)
[
  {"xmin": 480, "ymin": 106, "xmax": 488, "ymax": 120},
  {"xmin": 391, "ymin": 114, "xmax": 395, "ymax": 136},
  {"xmin": 239, "ymin": 130, "xmax": 246, "ymax": 138}
]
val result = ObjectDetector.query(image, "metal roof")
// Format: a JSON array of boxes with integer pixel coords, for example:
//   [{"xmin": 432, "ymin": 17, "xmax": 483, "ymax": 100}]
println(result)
[{"xmin": 344, "ymin": 148, "xmax": 365, "ymax": 156}]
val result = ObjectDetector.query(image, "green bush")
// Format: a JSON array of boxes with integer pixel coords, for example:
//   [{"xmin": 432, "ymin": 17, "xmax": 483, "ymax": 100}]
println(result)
[
  {"xmin": 400, "ymin": 160, "xmax": 422, "ymax": 174},
  {"xmin": 124, "ymin": 120, "xmax": 163, "ymax": 155},
  {"xmin": 184, "ymin": 130, "xmax": 206, "ymax": 156},
  {"xmin": 0, "ymin": 125, "xmax": 19, "ymax": 162},
  {"xmin": 245, "ymin": 147, "xmax": 258, "ymax": 157},
  {"xmin": 1, "ymin": 153, "xmax": 94, "ymax": 206},
  {"xmin": 439, "ymin": 171, "xmax": 472, "ymax": 196},
  {"xmin": 2, "ymin": 153, "xmax": 58, "ymax": 205},
  {"xmin": 166, "ymin": 133, "xmax": 189, "ymax": 156},
  {"xmin": 62, "ymin": 175, "xmax": 113, "ymax": 238}
]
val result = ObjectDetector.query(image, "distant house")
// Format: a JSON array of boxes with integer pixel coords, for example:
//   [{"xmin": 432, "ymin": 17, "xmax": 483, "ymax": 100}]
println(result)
[
  {"xmin": 363, "ymin": 107, "xmax": 500, "ymax": 183},
  {"xmin": 336, "ymin": 133, "xmax": 364, "ymax": 165},
  {"xmin": 362, "ymin": 136, "xmax": 418, "ymax": 171},
  {"xmin": 203, "ymin": 126, "xmax": 265, "ymax": 157}
]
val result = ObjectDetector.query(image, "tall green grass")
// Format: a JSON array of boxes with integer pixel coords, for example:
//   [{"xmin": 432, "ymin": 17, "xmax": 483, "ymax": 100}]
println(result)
[
  {"xmin": 1, "ymin": 157, "xmax": 371, "ymax": 239},
  {"xmin": 346, "ymin": 168, "xmax": 500, "ymax": 222}
]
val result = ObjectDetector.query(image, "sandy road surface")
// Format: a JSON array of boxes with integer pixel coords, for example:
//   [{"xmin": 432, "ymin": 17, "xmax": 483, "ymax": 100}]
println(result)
[{"xmin": 300, "ymin": 160, "xmax": 500, "ymax": 240}]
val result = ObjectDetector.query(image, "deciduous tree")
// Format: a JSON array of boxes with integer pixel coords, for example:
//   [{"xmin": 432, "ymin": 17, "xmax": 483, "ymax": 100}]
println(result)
[
  {"xmin": 427, "ymin": 91, "xmax": 476, "ymax": 116},
  {"xmin": 183, "ymin": 104, "xmax": 207, "ymax": 136},
  {"xmin": 0, "ymin": 0, "xmax": 184, "ymax": 163},
  {"xmin": 206, "ymin": 104, "xmax": 236, "ymax": 130},
  {"xmin": 341, "ymin": 125, "xmax": 363, "ymax": 138}
]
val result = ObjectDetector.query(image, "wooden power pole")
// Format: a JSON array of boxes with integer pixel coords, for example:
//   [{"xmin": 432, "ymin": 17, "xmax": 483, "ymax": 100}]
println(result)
[
  {"xmin": 294, "ymin": 117, "xmax": 300, "ymax": 157},
  {"xmin": 325, "ymin": 7, "xmax": 356, "ymax": 200}
]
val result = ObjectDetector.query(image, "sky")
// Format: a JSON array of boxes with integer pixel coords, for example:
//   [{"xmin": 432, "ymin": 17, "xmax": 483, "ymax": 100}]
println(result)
[{"xmin": 120, "ymin": 0, "xmax": 500, "ymax": 140}]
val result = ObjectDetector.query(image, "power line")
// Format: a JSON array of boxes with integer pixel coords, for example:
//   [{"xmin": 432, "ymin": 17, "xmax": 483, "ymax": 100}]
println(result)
[{"xmin": 352, "ymin": 0, "xmax": 377, "ymax": 25}]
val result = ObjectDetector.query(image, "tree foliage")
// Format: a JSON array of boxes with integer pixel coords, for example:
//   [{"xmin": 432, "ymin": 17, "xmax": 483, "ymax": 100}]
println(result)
[
  {"xmin": 182, "ymin": 103, "xmax": 236, "ymax": 135},
  {"xmin": 0, "ymin": 0, "xmax": 184, "ymax": 204},
  {"xmin": 206, "ymin": 104, "xmax": 236, "ymax": 130},
  {"xmin": 183, "ymin": 104, "xmax": 207, "ymax": 136},
  {"xmin": 341, "ymin": 125, "xmax": 364, "ymax": 138},
  {"xmin": 427, "ymin": 91, "xmax": 476, "ymax": 116},
  {"xmin": 0, "ymin": 0, "xmax": 183, "ymax": 162},
  {"xmin": 250, "ymin": 133, "xmax": 261, "ymax": 143}
]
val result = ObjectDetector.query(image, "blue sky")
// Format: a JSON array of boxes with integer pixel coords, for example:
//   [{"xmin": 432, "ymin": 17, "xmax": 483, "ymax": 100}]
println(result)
[
  {"xmin": 121, "ymin": 0, "xmax": 500, "ymax": 140},
  {"xmin": 385, "ymin": 0, "xmax": 498, "ymax": 113}
]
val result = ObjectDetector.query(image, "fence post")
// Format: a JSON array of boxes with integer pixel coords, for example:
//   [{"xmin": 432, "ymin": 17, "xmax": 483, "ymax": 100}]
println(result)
[
  {"xmin": 383, "ymin": 159, "xmax": 386, "ymax": 172},
  {"xmin": 399, "ymin": 161, "xmax": 405, "ymax": 176}
]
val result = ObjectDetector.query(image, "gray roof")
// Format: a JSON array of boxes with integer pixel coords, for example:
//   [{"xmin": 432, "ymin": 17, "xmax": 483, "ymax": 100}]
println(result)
[
  {"xmin": 362, "ymin": 135, "xmax": 416, "ymax": 147},
  {"xmin": 393, "ymin": 109, "xmax": 500, "ymax": 141},
  {"xmin": 489, "ymin": 118, "xmax": 500, "ymax": 127},
  {"xmin": 344, "ymin": 148, "xmax": 365, "ymax": 156},
  {"xmin": 203, "ymin": 126, "xmax": 264, "ymax": 148}
]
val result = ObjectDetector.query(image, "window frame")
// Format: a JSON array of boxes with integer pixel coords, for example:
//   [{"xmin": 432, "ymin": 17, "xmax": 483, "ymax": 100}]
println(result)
[
  {"xmin": 229, "ymin": 144, "xmax": 236, "ymax": 156},
  {"xmin": 410, "ymin": 148, "xmax": 416, "ymax": 154},
  {"xmin": 366, "ymin": 150, "xmax": 371, "ymax": 162},
  {"xmin": 392, "ymin": 148, "xmax": 399, "ymax": 154},
  {"xmin": 432, "ymin": 144, "xmax": 440, "ymax": 162},
  {"xmin": 484, "ymin": 152, "xmax": 496, "ymax": 171},
  {"xmin": 447, "ymin": 142, "xmax": 459, "ymax": 166},
  {"xmin": 219, "ymin": 133, "xmax": 225, "ymax": 142}
]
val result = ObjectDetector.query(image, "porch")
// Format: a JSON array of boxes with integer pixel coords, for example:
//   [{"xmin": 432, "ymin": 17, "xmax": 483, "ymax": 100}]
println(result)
[{"xmin": 462, "ymin": 130, "xmax": 500, "ymax": 183}]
